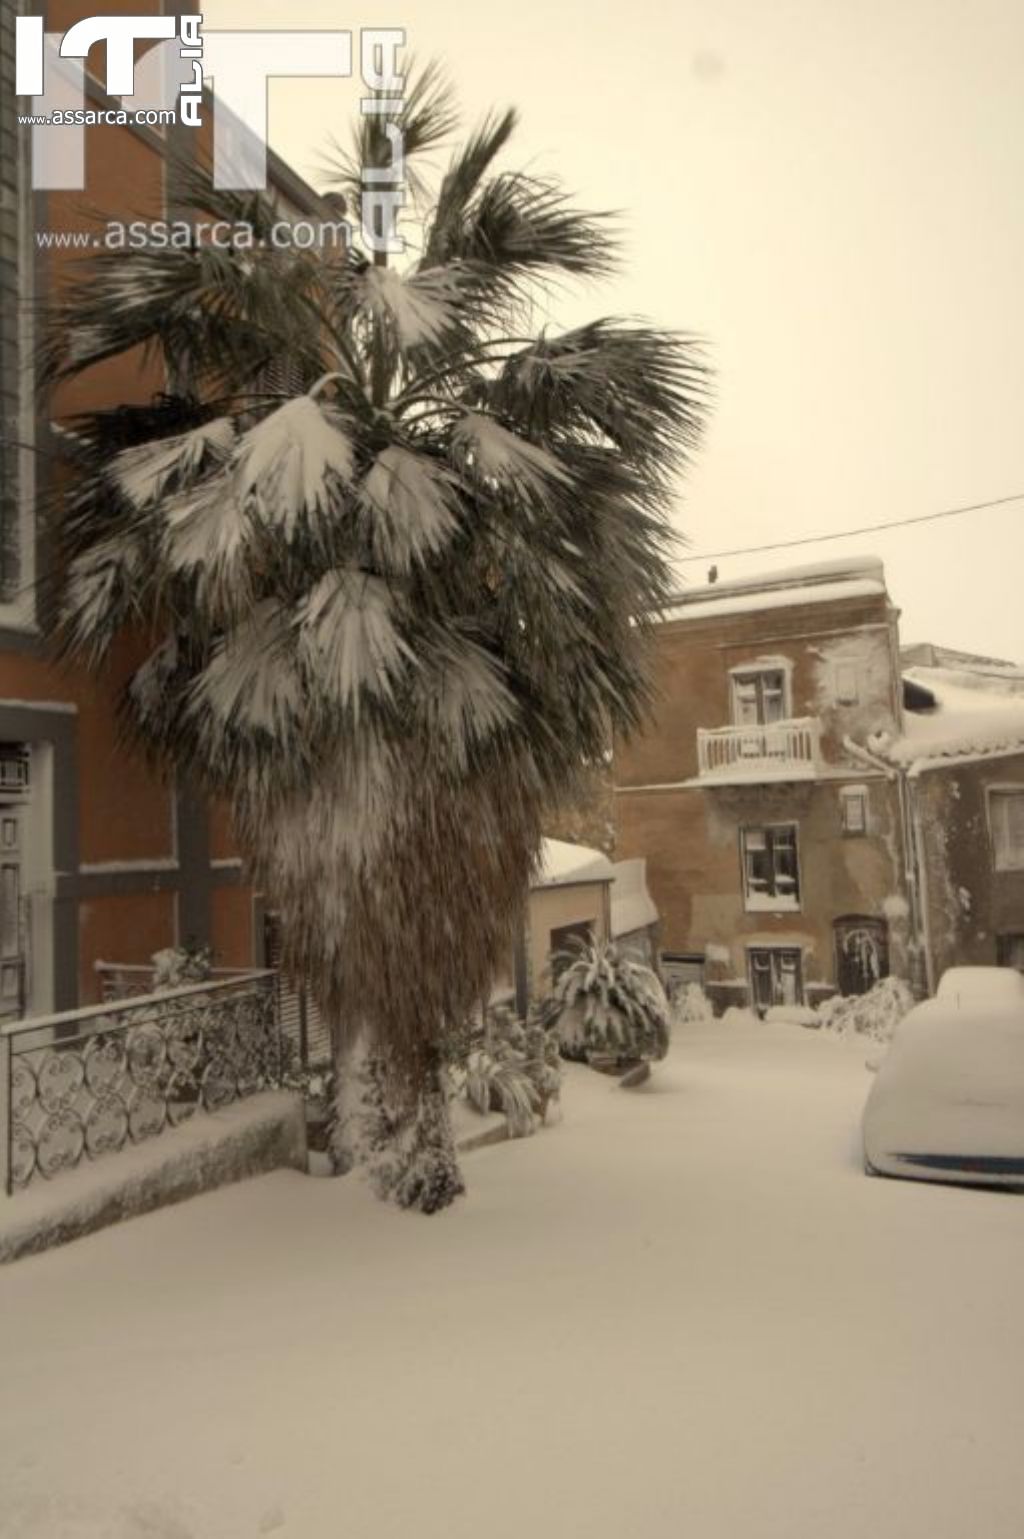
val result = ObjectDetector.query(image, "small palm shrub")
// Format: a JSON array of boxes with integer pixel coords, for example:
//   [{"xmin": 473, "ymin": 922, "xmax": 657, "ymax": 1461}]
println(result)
[
  {"xmin": 462, "ymin": 1008, "xmax": 561, "ymax": 1137},
  {"xmin": 544, "ymin": 940, "xmax": 671, "ymax": 1069}
]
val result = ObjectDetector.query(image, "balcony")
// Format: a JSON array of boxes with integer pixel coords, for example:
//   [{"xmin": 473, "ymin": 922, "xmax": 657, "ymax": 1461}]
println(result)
[{"xmin": 695, "ymin": 717, "xmax": 822, "ymax": 783}]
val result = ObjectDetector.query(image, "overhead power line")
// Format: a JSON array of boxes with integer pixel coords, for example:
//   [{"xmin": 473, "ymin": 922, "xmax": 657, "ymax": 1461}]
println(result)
[{"xmin": 676, "ymin": 491, "xmax": 1024, "ymax": 564}]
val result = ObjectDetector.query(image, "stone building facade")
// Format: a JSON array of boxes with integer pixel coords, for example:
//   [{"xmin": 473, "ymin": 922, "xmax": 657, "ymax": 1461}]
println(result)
[{"xmin": 614, "ymin": 559, "xmax": 914, "ymax": 1012}]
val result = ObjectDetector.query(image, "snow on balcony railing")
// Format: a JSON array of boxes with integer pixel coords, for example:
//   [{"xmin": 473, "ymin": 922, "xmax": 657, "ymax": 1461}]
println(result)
[
  {"xmin": 696, "ymin": 718, "xmax": 822, "ymax": 780},
  {"xmin": 0, "ymin": 971, "xmax": 279, "ymax": 1195}
]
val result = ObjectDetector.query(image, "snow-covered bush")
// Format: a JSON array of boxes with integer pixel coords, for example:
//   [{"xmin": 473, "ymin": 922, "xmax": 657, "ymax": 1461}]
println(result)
[
  {"xmin": 544, "ymin": 940, "xmax": 671, "ymax": 1069},
  {"xmin": 151, "ymin": 944, "xmax": 212, "ymax": 990},
  {"xmin": 672, "ymin": 981, "xmax": 714, "ymax": 1024},
  {"xmin": 816, "ymin": 976, "xmax": 914, "ymax": 1043},
  {"xmin": 461, "ymin": 1009, "xmax": 561, "ymax": 1138}
]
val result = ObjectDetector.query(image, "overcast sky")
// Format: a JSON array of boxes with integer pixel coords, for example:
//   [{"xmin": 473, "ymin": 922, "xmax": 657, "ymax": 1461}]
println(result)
[{"xmin": 203, "ymin": 0, "xmax": 1024, "ymax": 662}]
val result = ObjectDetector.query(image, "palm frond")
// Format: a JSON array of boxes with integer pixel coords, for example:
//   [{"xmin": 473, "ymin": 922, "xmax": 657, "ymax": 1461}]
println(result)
[
  {"xmin": 422, "ymin": 108, "xmax": 517, "ymax": 266},
  {"xmin": 325, "ymin": 59, "xmax": 458, "ymax": 206}
]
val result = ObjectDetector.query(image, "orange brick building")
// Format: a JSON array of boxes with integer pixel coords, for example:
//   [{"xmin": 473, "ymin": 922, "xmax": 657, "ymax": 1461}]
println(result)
[{"xmin": 0, "ymin": 1, "xmax": 333, "ymax": 1020}]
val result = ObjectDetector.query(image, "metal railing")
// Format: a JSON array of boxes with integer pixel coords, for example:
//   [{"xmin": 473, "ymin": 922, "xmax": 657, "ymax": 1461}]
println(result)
[
  {"xmin": 696, "ymin": 717, "xmax": 822, "ymax": 779},
  {"xmin": 0, "ymin": 971, "xmax": 279, "ymax": 1195},
  {"xmin": 94, "ymin": 960, "xmax": 255, "ymax": 1001},
  {"xmin": 95, "ymin": 958, "xmax": 330, "ymax": 1072}
]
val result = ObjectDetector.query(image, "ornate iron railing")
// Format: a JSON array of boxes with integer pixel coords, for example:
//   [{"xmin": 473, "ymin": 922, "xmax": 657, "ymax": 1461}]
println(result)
[
  {"xmin": 0, "ymin": 971, "xmax": 280, "ymax": 1195},
  {"xmin": 696, "ymin": 717, "xmax": 822, "ymax": 780}
]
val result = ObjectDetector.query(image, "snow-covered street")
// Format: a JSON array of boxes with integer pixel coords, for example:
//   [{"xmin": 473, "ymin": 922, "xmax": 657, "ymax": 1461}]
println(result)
[{"xmin": 3, "ymin": 1016, "xmax": 1024, "ymax": 1539}]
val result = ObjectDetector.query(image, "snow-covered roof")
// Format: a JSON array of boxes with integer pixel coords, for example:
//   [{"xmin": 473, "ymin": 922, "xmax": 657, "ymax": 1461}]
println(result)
[
  {"xmin": 885, "ymin": 665, "xmax": 1024, "ymax": 773},
  {"xmin": 661, "ymin": 556, "xmax": 887, "ymax": 624},
  {"xmin": 532, "ymin": 838, "xmax": 614, "ymax": 889},
  {"xmin": 610, "ymin": 857, "xmax": 659, "ymax": 937},
  {"xmin": 901, "ymin": 642, "xmax": 1023, "ymax": 676}
]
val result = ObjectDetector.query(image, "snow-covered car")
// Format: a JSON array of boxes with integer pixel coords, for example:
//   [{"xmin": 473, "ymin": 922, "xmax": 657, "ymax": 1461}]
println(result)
[
  {"xmin": 863, "ymin": 979, "xmax": 1024, "ymax": 1189},
  {"xmin": 934, "ymin": 965, "xmax": 1024, "ymax": 1006}
]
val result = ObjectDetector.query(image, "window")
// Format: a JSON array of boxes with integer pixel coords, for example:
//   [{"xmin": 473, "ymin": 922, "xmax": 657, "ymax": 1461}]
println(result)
[
  {"xmin": 840, "ymin": 785, "xmax": 868, "ymax": 835},
  {"xmin": 741, "ymin": 824, "xmax": 800, "ymax": 910},
  {"xmin": 731, "ymin": 668, "xmax": 788, "ymax": 727},
  {"xmin": 748, "ymin": 948, "xmax": 803, "ymax": 1011},
  {"xmin": 988, "ymin": 790, "xmax": 1024, "ymax": 871},
  {"xmin": 996, "ymin": 935, "xmax": 1024, "ymax": 972}
]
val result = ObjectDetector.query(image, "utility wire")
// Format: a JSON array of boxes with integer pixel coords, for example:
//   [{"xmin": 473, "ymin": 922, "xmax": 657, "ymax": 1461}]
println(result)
[{"xmin": 676, "ymin": 491, "xmax": 1024, "ymax": 564}]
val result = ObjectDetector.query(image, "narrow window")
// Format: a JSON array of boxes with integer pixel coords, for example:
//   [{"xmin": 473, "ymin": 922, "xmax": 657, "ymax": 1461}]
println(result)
[
  {"xmin": 989, "ymin": 790, "xmax": 1024, "ymax": 871},
  {"xmin": 840, "ymin": 786, "xmax": 868, "ymax": 835}
]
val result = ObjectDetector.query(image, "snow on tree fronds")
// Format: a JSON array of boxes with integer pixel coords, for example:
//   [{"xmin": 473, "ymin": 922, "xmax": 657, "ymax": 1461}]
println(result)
[
  {"xmin": 451, "ymin": 412, "xmax": 572, "ymax": 498},
  {"xmin": 61, "ymin": 537, "xmax": 144, "ymax": 664},
  {"xmin": 418, "ymin": 632, "xmax": 517, "ymax": 765},
  {"xmin": 358, "ymin": 266, "xmax": 467, "ymax": 349},
  {"xmin": 545, "ymin": 940, "xmax": 671, "ymax": 1064},
  {"xmin": 673, "ymin": 982, "xmax": 714, "ymax": 1024},
  {"xmin": 188, "ymin": 602, "xmax": 302, "ymax": 739},
  {"xmin": 298, "ymin": 571, "xmax": 415, "ymax": 715},
  {"xmin": 161, "ymin": 480, "xmax": 251, "ymax": 610},
  {"xmin": 113, "ymin": 418, "xmax": 236, "ymax": 508},
  {"xmin": 235, "ymin": 397, "xmax": 355, "ymax": 533},
  {"xmin": 129, "ymin": 634, "xmax": 180, "ymax": 727},
  {"xmin": 357, "ymin": 446, "xmax": 459, "ymax": 572},
  {"xmin": 817, "ymin": 977, "xmax": 915, "ymax": 1043}
]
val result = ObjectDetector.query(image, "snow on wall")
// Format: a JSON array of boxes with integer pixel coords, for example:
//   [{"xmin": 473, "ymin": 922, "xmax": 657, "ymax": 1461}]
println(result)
[{"xmin": 809, "ymin": 629, "xmax": 900, "ymax": 745}]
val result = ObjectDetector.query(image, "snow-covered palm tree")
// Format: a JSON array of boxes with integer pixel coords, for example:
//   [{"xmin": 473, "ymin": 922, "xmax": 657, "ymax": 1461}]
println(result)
[{"xmin": 46, "ymin": 74, "xmax": 710, "ymax": 1210}]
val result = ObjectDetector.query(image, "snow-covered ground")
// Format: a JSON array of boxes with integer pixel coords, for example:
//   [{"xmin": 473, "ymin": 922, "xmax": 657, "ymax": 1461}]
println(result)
[{"xmin": 4, "ymin": 1014, "xmax": 1024, "ymax": 1539}]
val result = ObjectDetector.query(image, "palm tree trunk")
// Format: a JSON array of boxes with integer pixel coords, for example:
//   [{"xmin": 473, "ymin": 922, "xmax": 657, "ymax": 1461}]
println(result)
[{"xmin": 330, "ymin": 1027, "xmax": 464, "ymax": 1213}]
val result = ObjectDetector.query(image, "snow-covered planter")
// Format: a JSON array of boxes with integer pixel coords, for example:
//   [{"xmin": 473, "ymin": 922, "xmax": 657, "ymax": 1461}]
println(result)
[
  {"xmin": 816, "ymin": 976, "xmax": 914, "ymax": 1043},
  {"xmin": 544, "ymin": 941, "xmax": 671, "ymax": 1083}
]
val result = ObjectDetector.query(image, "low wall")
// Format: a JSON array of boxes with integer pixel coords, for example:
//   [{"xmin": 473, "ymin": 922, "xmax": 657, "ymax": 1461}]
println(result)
[{"xmin": 0, "ymin": 1090, "xmax": 306, "ymax": 1264}]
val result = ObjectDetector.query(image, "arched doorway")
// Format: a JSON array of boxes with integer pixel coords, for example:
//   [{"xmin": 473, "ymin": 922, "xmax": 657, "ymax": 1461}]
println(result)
[{"xmin": 834, "ymin": 916, "xmax": 889, "ymax": 996}]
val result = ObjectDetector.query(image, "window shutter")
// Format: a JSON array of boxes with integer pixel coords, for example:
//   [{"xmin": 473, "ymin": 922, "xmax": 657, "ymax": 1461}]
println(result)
[{"xmin": 835, "ymin": 661, "xmax": 859, "ymax": 705}]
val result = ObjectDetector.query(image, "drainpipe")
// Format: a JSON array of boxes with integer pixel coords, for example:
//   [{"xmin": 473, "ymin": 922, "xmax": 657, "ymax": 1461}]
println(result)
[
  {"xmin": 903, "ymin": 773, "xmax": 935, "ymax": 997},
  {"xmin": 842, "ymin": 735, "xmax": 933, "ymax": 997}
]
